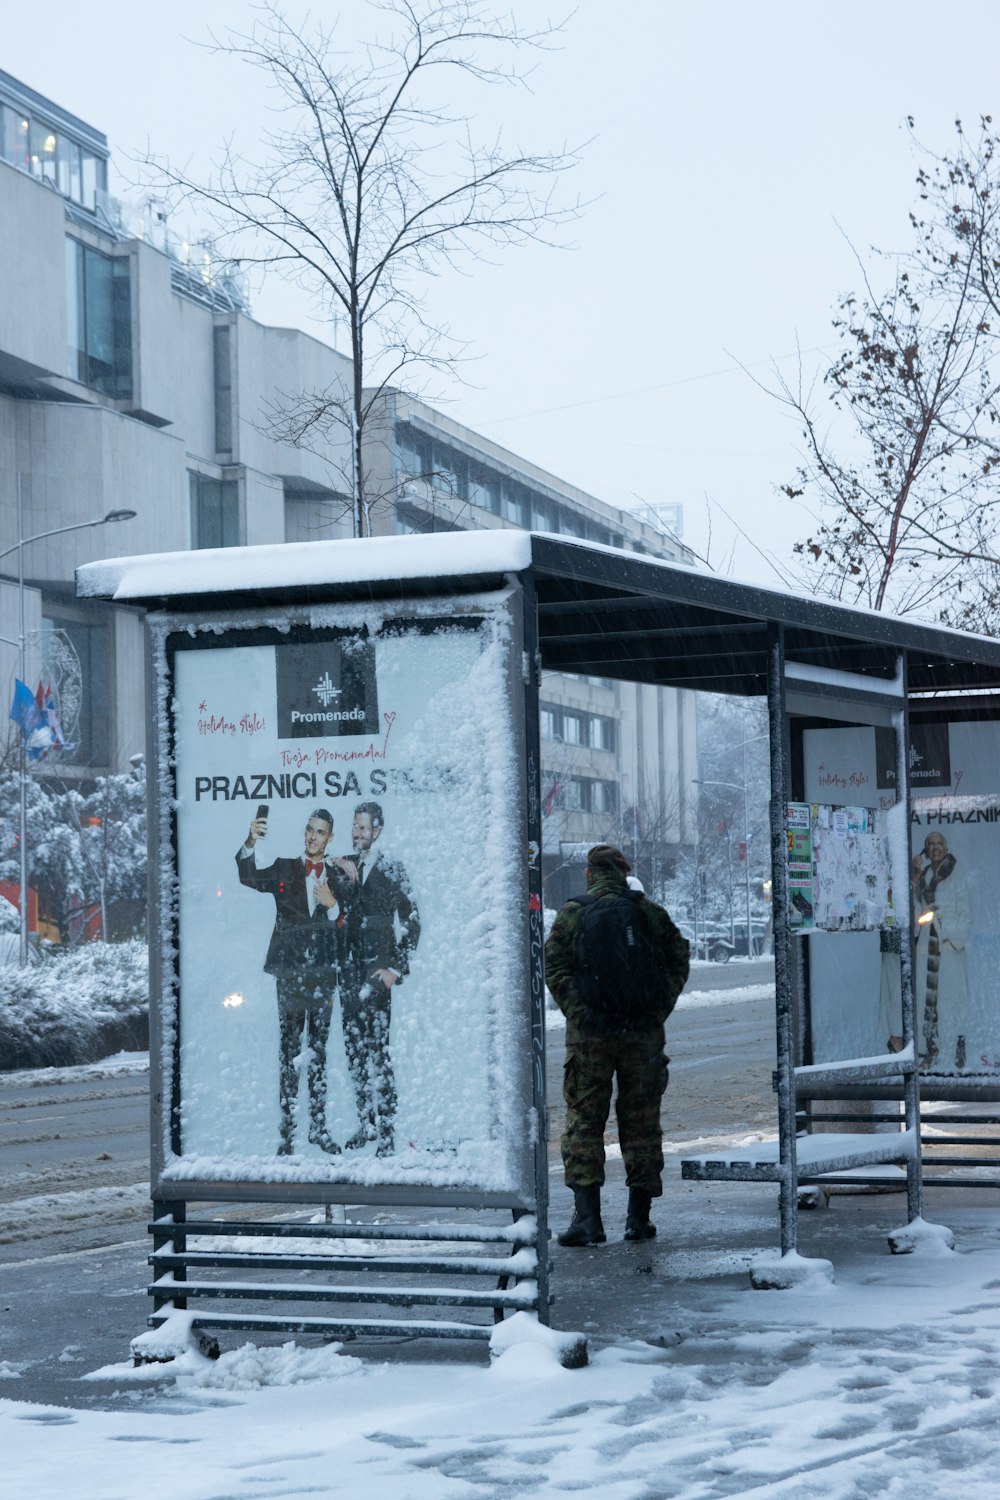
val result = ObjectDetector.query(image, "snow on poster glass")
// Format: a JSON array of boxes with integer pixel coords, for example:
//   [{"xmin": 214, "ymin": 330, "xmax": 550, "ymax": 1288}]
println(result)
[
  {"xmin": 161, "ymin": 595, "xmax": 529, "ymax": 1194},
  {"xmin": 803, "ymin": 721, "xmax": 1000, "ymax": 1076}
]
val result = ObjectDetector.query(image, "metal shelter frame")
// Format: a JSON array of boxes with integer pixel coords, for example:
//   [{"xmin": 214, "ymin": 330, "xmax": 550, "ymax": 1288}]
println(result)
[{"xmin": 78, "ymin": 530, "xmax": 1000, "ymax": 1322}]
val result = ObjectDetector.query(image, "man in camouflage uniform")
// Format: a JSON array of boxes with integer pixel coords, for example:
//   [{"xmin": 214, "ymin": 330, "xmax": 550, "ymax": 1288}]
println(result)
[{"xmin": 544, "ymin": 844, "xmax": 690, "ymax": 1245}]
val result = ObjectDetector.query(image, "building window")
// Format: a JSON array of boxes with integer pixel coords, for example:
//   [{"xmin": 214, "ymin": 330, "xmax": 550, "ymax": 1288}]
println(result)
[
  {"xmin": 589, "ymin": 780, "xmax": 618, "ymax": 815},
  {"xmin": 4, "ymin": 108, "xmax": 30, "ymax": 170},
  {"xmin": 561, "ymin": 779, "xmax": 583, "ymax": 811},
  {"xmin": 397, "ymin": 425, "xmax": 432, "ymax": 479},
  {"xmin": 562, "ymin": 711, "xmax": 583, "ymax": 746},
  {"xmin": 502, "ymin": 480, "xmax": 528, "ymax": 526},
  {"xmin": 591, "ymin": 715, "xmax": 617, "ymax": 752},
  {"xmin": 213, "ymin": 324, "xmax": 233, "ymax": 454},
  {"xmin": 469, "ymin": 467, "xmax": 500, "ymax": 514},
  {"xmin": 65, "ymin": 238, "xmax": 132, "ymax": 398},
  {"xmin": 190, "ymin": 472, "xmax": 240, "ymax": 549},
  {"xmin": 431, "ymin": 444, "xmax": 467, "ymax": 500}
]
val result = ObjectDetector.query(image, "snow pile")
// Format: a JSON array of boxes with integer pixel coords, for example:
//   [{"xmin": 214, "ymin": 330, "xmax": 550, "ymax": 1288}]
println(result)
[
  {"xmin": 887, "ymin": 1215, "xmax": 957, "ymax": 1256},
  {"xmin": 489, "ymin": 1309, "xmax": 588, "ymax": 1371},
  {"xmin": 183, "ymin": 1339, "xmax": 362, "ymax": 1391},
  {"xmin": 749, "ymin": 1249, "xmax": 836, "ymax": 1290},
  {"xmin": 0, "ymin": 939, "xmax": 148, "ymax": 1069}
]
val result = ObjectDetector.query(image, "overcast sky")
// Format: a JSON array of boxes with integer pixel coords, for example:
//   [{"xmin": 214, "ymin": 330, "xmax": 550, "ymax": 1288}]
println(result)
[{"xmin": 6, "ymin": 1, "xmax": 1000, "ymax": 584}]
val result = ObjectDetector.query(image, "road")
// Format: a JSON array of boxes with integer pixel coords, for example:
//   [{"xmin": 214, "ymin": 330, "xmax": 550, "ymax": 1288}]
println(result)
[{"xmin": 0, "ymin": 959, "xmax": 775, "ymax": 1263}]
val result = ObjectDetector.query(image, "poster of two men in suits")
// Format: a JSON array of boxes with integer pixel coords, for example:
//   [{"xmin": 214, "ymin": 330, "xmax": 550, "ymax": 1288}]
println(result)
[{"xmin": 164, "ymin": 595, "xmax": 531, "ymax": 1196}]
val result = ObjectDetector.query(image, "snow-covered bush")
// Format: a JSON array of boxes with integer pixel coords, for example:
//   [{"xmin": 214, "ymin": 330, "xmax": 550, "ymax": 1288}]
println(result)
[
  {"xmin": 0, "ymin": 938, "xmax": 149, "ymax": 1069},
  {"xmin": 0, "ymin": 768, "xmax": 147, "ymax": 941}
]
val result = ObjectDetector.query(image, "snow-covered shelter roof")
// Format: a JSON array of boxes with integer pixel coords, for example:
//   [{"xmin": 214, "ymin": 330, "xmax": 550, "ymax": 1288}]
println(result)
[{"xmin": 76, "ymin": 530, "xmax": 1000, "ymax": 697}]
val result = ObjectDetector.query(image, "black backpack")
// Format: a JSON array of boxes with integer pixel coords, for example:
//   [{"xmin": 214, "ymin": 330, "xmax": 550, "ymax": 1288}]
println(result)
[{"xmin": 573, "ymin": 889, "xmax": 661, "ymax": 1035}]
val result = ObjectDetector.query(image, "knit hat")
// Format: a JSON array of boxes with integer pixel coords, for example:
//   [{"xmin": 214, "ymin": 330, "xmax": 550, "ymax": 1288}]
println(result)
[{"xmin": 586, "ymin": 843, "xmax": 631, "ymax": 875}]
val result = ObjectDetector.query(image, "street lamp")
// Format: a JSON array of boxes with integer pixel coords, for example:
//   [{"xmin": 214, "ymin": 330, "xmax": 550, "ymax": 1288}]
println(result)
[
  {"xmin": 1, "ymin": 474, "xmax": 136, "ymax": 964},
  {"xmin": 693, "ymin": 777, "xmax": 752, "ymax": 956}
]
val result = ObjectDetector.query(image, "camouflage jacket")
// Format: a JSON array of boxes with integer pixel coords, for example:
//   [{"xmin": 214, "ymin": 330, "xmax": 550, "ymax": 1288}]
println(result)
[{"xmin": 544, "ymin": 869, "xmax": 690, "ymax": 1038}]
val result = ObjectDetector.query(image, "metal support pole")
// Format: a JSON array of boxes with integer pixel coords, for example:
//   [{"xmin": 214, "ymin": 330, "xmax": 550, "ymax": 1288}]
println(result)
[
  {"xmin": 17, "ymin": 473, "xmax": 27, "ymax": 968},
  {"xmin": 767, "ymin": 624, "xmax": 799, "ymax": 1255},
  {"xmin": 897, "ymin": 653, "xmax": 924, "ymax": 1226},
  {"xmin": 520, "ymin": 573, "xmax": 550, "ymax": 1320},
  {"xmin": 743, "ymin": 738, "xmax": 753, "ymax": 954}
]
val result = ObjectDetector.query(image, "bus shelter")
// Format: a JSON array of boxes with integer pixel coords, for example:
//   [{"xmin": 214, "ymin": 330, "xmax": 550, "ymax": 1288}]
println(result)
[{"xmin": 77, "ymin": 529, "xmax": 1000, "ymax": 1330}]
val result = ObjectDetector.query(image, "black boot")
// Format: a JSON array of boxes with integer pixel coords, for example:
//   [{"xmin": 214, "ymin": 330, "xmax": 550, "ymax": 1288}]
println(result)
[
  {"xmin": 558, "ymin": 1186, "xmax": 606, "ymax": 1247},
  {"xmin": 624, "ymin": 1187, "xmax": 656, "ymax": 1241}
]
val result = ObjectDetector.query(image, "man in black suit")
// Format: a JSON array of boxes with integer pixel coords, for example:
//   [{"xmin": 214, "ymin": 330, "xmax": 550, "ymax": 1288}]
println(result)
[
  {"xmin": 341, "ymin": 801, "xmax": 421, "ymax": 1156},
  {"xmin": 236, "ymin": 807, "xmax": 354, "ymax": 1156}
]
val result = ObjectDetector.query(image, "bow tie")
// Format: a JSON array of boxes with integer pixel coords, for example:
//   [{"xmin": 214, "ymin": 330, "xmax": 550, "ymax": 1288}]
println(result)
[{"xmin": 305, "ymin": 860, "xmax": 325, "ymax": 879}]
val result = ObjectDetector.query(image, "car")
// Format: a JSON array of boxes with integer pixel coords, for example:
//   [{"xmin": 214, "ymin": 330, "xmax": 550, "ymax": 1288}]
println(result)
[
  {"xmin": 677, "ymin": 921, "xmax": 736, "ymax": 964},
  {"xmin": 730, "ymin": 920, "xmax": 771, "ymax": 957}
]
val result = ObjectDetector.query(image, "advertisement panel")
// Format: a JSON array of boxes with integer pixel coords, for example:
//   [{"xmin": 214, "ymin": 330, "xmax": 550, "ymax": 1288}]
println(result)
[
  {"xmin": 802, "ymin": 721, "xmax": 1000, "ymax": 1075},
  {"xmin": 150, "ymin": 590, "xmax": 532, "ymax": 1197}
]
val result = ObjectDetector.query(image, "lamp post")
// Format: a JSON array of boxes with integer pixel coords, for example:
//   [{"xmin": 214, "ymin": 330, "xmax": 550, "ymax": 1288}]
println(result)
[
  {"xmin": 1, "ymin": 474, "xmax": 136, "ymax": 964},
  {"xmin": 693, "ymin": 729, "xmax": 768, "ymax": 956},
  {"xmin": 693, "ymin": 776, "xmax": 753, "ymax": 955}
]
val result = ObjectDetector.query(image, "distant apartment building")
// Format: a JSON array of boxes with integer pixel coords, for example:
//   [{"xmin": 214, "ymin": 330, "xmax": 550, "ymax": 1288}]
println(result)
[{"xmin": 0, "ymin": 70, "xmax": 697, "ymax": 900}]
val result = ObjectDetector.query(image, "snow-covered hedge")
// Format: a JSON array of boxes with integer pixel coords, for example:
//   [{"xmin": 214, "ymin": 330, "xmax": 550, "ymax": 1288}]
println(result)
[{"xmin": 0, "ymin": 939, "xmax": 149, "ymax": 1069}]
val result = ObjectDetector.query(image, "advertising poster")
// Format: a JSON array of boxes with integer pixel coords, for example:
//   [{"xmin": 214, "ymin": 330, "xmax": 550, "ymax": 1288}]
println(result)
[
  {"xmin": 909, "ymin": 796, "xmax": 1000, "ymax": 1074},
  {"xmin": 802, "ymin": 722, "xmax": 1000, "ymax": 1074},
  {"xmin": 154, "ymin": 593, "xmax": 531, "ymax": 1194},
  {"xmin": 786, "ymin": 803, "xmax": 815, "ymax": 933}
]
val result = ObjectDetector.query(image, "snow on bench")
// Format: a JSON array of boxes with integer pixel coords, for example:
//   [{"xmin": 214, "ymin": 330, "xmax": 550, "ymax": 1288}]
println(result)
[{"xmin": 680, "ymin": 1128, "xmax": 918, "ymax": 1183}]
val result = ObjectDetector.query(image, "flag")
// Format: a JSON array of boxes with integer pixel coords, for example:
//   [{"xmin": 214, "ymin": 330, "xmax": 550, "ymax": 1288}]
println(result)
[
  {"xmin": 38, "ymin": 680, "xmax": 69, "ymax": 753},
  {"xmin": 542, "ymin": 780, "xmax": 562, "ymax": 817},
  {"xmin": 9, "ymin": 679, "xmax": 54, "ymax": 760}
]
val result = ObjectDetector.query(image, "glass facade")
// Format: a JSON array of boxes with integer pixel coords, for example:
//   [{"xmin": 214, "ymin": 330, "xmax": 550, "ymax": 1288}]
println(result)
[
  {"xmin": 0, "ymin": 98, "xmax": 106, "ymax": 209},
  {"xmin": 65, "ymin": 237, "xmax": 132, "ymax": 397},
  {"xmin": 396, "ymin": 423, "xmax": 627, "ymax": 546},
  {"xmin": 189, "ymin": 472, "xmax": 241, "ymax": 549}
]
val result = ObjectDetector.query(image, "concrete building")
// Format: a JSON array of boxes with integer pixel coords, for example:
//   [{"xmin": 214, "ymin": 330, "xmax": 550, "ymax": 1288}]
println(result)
[{"xmin": 0, "ymin": 71, "xmax": 696, "ymax": 901}]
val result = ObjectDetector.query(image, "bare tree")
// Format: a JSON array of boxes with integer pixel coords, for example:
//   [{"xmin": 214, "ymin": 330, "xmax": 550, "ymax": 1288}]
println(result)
[
  {"xmin": 148, "ymin": 1, "xmax": 580, "ymax": 537},
  {"xmin": 764, "ymin": 118, "xmax": 1000, "ymax": 629}
]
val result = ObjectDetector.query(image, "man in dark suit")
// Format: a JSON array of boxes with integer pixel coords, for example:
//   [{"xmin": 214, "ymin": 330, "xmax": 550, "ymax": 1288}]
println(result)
[
  {"xmin": 341, "ymin": 801, "xmax": 421, "ymax": 1156},
  {"xmin": 236, "ymin": 807, "xmax": 354, "ymax": 1156}
]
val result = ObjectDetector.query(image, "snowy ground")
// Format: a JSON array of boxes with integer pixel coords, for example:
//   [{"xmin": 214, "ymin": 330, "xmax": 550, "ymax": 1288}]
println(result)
[
  {"xmin": 7, "ymin": 1199, "xmax": 1000, "ymax": 1500},
  {"xmin": 7, "ymin": 976, "xmax": 1000, "ymax": 1497}
]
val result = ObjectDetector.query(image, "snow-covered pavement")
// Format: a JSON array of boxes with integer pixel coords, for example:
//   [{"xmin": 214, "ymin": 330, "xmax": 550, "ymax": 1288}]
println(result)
[
  {"xmin": 6, "ymin": 974, "xmax": 1000, "ymax": 1497},
  {"xmin": 5, "ymin": 1186, "xmax": 1000, "ymax": 1498}
]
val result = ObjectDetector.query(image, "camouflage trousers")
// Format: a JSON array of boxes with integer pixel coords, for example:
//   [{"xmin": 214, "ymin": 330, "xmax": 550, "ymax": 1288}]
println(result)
[{"xmin": 561, "ymin": 1028, "xmax": 669, "ymax": 1195}]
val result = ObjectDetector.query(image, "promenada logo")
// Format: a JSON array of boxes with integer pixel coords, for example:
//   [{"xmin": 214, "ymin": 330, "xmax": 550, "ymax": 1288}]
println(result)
[
  {"xmin": 275, "ymin": 637, "xmax": 379, "ymax": 740},
  {"xmin": 313, "ymin": 672, "xmax": 341, "ymax": 708}
]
